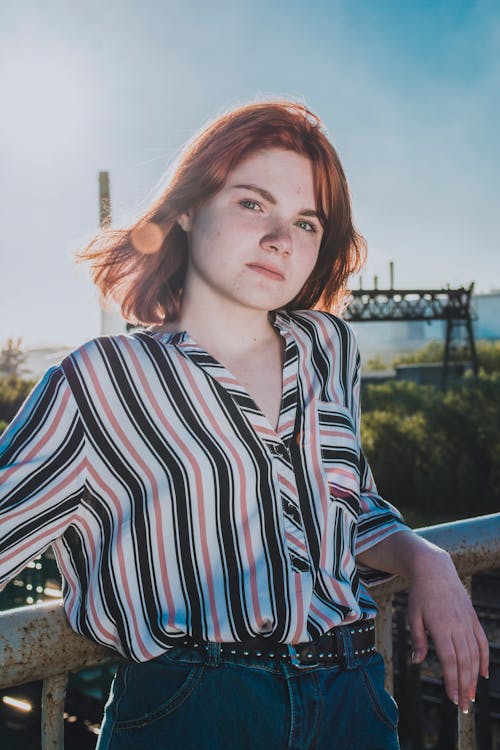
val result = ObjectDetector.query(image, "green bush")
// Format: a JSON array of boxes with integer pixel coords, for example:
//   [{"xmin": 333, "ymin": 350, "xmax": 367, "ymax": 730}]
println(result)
[
  {"xmin": 364, "ymin": 354, "xmax": 391, "ymax": 372},
  {"xmin": 392, "ymin": 340, "xmax": 445, "ymax": 367},
  {"xmin": 476, "ymin": 340, "xmax": 500, "ymax": 374},
  {"xmin": 391, "ymin": 338, "xmax": 500, "ymax": 374},
  {"xmin": 361, "ymin": 373, "xmax": 500, "ymax": 523},
  {"xmin": 0, "ymin": 376, "xmax": 35, "ymax": 427}
]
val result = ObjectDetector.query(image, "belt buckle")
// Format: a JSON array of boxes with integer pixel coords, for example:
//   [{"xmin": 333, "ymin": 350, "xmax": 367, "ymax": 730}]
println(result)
[
  {"xmin": 332, "ymin": 626, "xmax": 347, "ymax": 668},
  {"xmin": 287, "ymin": 644, "xmax": 318, "ymax": 670}
]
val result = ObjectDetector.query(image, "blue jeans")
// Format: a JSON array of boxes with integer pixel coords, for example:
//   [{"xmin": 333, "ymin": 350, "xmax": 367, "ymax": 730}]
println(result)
[{"xmin": 96, "ymin": 640, "xmax": 400, "ymax": 750}]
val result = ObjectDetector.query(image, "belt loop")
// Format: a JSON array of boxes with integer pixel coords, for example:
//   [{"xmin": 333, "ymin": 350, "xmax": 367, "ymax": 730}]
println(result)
[
  {"xmin": 334, "ymin": 625, "xmax": 357, "ymax": 671},
  {"xmin": 206, "ymin": 641, "xmax": 221, "ymax": 667}
]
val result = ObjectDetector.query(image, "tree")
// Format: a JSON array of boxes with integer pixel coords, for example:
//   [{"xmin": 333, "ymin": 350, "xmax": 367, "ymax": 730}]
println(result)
[{"xmin": 0, "ymin": 337, "xmax": 29, "ymax": 378}]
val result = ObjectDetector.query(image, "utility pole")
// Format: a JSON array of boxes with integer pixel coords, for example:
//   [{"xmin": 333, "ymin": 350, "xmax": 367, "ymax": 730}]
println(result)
[
  {"xmin": 98, "ymin": 171, "xmax": 111, "ymax": 229},
  {"xmin": 98, "ymin": 172, "xmax": 126, "ymax": 336}
]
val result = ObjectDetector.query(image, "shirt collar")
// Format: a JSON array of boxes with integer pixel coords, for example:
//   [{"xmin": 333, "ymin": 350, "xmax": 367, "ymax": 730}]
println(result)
[{"xmin": 143, "ymin": 309, "xmax": 294, "ymax": 345}]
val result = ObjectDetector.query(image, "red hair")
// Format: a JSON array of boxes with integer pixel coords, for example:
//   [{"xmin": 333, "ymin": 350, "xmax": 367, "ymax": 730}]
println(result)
[{"xmin": 76, "ymin": 100, "xmax": 366, "ymax": 324}]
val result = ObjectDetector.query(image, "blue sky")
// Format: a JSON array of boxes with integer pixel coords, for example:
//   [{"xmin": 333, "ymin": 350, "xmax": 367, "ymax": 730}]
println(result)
[{"xmin": 1, "ymin": 0, "xmax": 498, "ymax": 348}]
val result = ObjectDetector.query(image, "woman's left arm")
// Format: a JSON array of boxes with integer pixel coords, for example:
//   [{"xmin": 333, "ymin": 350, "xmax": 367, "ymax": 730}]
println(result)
[{"xmin": 357, "ymin": 529, "xmax": 490, "ymax": 714}]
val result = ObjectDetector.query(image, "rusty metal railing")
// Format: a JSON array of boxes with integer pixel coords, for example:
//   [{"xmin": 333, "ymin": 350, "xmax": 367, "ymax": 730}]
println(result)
[
  {"xmin": 373, "ymin": 513, "xmax": 500, "ymax": 749},
  {"xmin": 1, "ymin": 512, "xmax": 499, "ymax": 750}
]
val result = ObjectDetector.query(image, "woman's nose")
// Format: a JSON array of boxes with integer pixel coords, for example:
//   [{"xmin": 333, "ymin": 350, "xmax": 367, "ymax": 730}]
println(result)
[{"xmin": 260, "ymin": 224, "xmax": 293, "ymax": 255}]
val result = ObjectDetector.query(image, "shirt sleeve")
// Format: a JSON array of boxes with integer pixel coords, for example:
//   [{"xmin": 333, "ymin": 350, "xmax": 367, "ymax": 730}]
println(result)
[
  {"xmin": 348, "ymin": 333, "xmax": 410, "ymax": 586},
  {"xmin": 0, "ymin": 364, "xmax": 86, "ymax": 591}
]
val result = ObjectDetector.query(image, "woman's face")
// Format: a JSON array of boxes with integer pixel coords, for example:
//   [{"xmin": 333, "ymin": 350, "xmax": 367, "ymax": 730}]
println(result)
[{"xmin": 177, "ymin": 148, "xmax": 324, "ymax": 315}]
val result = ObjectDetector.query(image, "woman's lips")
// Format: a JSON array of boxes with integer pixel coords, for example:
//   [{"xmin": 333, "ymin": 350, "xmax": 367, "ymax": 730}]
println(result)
[{"xmin": 246, "ymin": 263, "xmax": 285, "ymax": 280}]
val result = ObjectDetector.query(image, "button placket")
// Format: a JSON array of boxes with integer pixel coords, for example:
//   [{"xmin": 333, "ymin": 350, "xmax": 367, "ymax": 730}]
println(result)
[{"xmin": 269, "ymin": 442, "xmax": 311, "ymax": 574}]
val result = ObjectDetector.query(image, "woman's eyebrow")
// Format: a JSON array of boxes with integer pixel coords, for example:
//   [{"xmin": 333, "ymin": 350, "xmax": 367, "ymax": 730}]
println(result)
[
  {"xmin": 231, "ymin": 183, "xmax": 319, "ymax": 218},
  {"xmin": 232, "ymin": 183, "xmax": 276, "ymax": 204}
]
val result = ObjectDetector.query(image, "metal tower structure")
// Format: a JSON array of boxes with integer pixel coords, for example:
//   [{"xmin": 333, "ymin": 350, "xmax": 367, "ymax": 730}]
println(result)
[{"xmin": 344, "ymin": 283, "xmax": 479, "ymax": 390}]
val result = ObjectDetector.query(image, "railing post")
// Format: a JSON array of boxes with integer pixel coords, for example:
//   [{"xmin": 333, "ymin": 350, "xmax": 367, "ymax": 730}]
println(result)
[
  {"xmin": 41, "ymin": 672, "xmax": 68, "ymax": 750},
  {"xmin": 457, "ymin": 574, "xmax": 476, "ymax": 750},
  {"xmin": 375, "ymin": 592, "xmax": 394, "ymax": 694}
]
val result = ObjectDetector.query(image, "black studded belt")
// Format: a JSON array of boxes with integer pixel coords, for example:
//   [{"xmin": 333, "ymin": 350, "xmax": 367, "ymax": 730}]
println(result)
[{"xmin": 182, "ymin": 622, "xmax": 376, "ymax": 669}]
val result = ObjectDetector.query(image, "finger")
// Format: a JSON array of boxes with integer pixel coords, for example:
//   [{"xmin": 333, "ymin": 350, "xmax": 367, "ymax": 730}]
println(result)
[
  {"xmin": 452, "ymin": 633, "xmax": 473, "ymax": 713},
  {"xmin": 407, "ymin": 610, "xmax": 428, "ymax": 664},
  {"xmin": 465, "ymin": 632, "xmax": 480, "ymax": 703},
  {"xmin": 433, "ymin": 637, "xmax": 460, "ymax": 706},
  {"xmin": 473, "ymin": 621, "xmax": 490, "ymax": 679}
]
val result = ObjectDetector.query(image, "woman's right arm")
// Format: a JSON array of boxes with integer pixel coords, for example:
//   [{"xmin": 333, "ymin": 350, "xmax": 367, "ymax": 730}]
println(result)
[{"xmin": 0, "ymin": 365, "xmax": 87, "ymax": 590}]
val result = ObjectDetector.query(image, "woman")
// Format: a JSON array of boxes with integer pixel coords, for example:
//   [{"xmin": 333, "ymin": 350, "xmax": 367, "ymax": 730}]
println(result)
[{"xmin": 0, "ymin": 100, "xmax": 489, "ymax": 749}]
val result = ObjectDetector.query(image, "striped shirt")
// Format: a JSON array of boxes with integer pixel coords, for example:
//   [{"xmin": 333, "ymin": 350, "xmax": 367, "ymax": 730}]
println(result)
[{"xmin": 0, "ymin": 310, "xmax": 407, "ymax": 662}]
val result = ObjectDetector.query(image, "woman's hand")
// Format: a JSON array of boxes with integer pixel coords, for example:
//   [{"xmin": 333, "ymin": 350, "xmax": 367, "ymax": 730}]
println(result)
[
  {"xmin": 406, "ymin": 546, "xmax": 489, "ymax": 713},
  {"xmin": 357, "ymin": 530, "xmax": 490, "ymax": 713}
]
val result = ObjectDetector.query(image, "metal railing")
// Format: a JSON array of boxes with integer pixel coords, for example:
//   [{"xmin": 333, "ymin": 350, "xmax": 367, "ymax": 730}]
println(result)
[{"xmin": 1, "ymin": 512, "xmax": 499, "ymax": 750}]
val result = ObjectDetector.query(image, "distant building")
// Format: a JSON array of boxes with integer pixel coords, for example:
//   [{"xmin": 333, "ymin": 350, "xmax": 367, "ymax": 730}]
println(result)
[
  {"xmin": 101, "ymin": 303, "xmax": 128, "ymax": 337},
  {"xmin": 351, "ymin": 319, "xmax": 432, "ymax": 366},
  {"xmin": 473, "ymin": 292, "xmax": 500, "ymax": 340},
  {"xmin": 21, "ymin": 304, "xmax": 128, "ymax": 381}
]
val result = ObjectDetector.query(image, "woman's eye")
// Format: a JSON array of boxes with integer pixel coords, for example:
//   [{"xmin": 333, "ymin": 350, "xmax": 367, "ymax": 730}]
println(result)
[
  {"xmin": 240, "ymin": 199, "xmax": 261, "ymax": 211},
  {"xmin": 296, "ymin": 219, "xmax": 317, "ymax": 233}
]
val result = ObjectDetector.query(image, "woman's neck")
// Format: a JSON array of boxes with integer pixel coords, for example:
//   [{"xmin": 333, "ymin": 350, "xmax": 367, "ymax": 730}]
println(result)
[{"xmin": 177, "ymin": 302, "xmax": 278, "ymax": 356}]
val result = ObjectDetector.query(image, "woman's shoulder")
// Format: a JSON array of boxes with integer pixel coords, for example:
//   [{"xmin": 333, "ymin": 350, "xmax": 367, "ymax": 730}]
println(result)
[
  {"xmin": 57, "ymin": 330, "xmax": 163, "ymax": 373},
  {"xmin": 283, "ymin": 309, "xmax": 358, "ymax": 348}
]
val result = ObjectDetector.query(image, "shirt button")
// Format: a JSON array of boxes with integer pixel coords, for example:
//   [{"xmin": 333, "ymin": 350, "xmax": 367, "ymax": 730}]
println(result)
[{"xmin": 270, "ymin": 443, "xmax": 288, "ymax": 458}]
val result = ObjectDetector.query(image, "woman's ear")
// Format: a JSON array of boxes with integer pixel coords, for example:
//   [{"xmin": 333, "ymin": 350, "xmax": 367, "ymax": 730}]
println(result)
[{"xmin": 176, "ymin": 209, "xmax": 193, "ymax": 233}]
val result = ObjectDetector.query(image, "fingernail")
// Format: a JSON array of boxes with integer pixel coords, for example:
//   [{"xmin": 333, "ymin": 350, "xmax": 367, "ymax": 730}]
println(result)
[
  {"xmin": 462, "ymin": 707, "xmax": 469, "ymax": 715},
  {"xmin": 411, "ymin": 651, "xmax": 421, "ymax": 664},
  {"xmin": 452, "ymin": 692, "xmax": 459, "ymax": 705}
]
